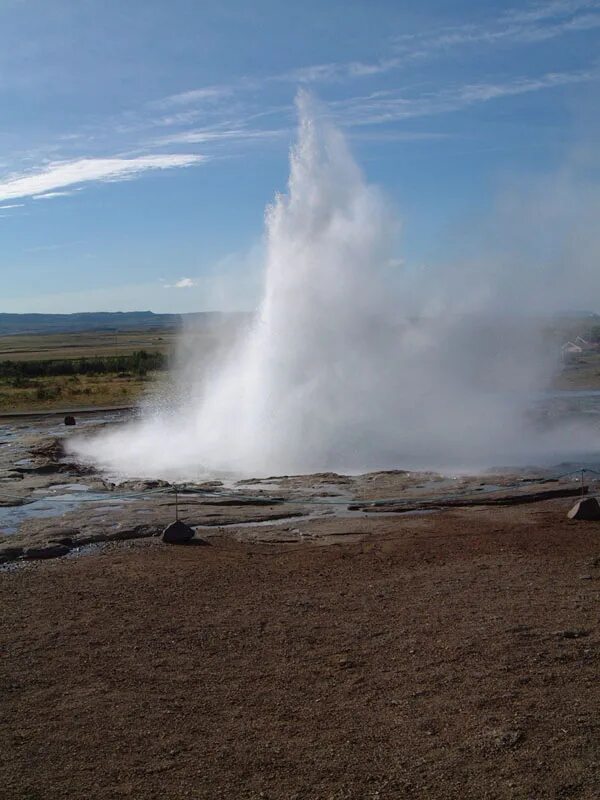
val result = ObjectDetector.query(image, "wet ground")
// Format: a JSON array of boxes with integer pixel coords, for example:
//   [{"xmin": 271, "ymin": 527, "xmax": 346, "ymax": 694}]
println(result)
[{"xmin": 1, "ymin": 396, "xmax": 600, "ymax": 562}]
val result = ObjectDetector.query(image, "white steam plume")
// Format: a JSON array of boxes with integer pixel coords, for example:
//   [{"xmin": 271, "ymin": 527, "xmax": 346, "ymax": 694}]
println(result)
[{"xmin": 70, "ymin": 92, "xmax": 598, "ymax": 479}]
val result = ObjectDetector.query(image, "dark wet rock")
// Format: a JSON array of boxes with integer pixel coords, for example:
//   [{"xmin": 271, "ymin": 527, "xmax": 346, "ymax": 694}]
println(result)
[
  {"xmin": 201, "ymin": 497, "xmax": 285, "ymax": 507},
  {"xmin": 14, "ymin": 458, "xmax": 94, "ymax": 476},
  {"xmin": 0, "ymin": 497, "xmax": 26, "ymax": 508},
  {"xmin": 29, "ymin": 438, "xmax": 64, "ymax": 460},
  {"xmin": 64, "ymin": 415, "xmax": 76, "ymax": 426},
  {"xmin": 23, "ymin": 543, "xmax": 71, "ymax": 560},
  {"xmin": 61, "ymin": 461, "xmax": 97, "ymax": 476},
  {"xmin": 352, "ymin": 485, "xmax": 589, "ymax": 514},
  {"xmin": 0, "ymin": 545, "xmax": 24, "ymax": 563},
  {"xmin": 107, "ymin": 525, "xmax": 161, "ymax": 542},
  {"xmin": 186, "ymin": 510, "xmax": 305, "ymax": 527},
  {"xmin": 48, "ymin": 536, "xmax": 75, "ymax": 547},
  {"xmin": 364, "ymin": 470, "xmax": 409, "ymax": 479},
  {"xmin": 162, "ymin": 520, "xmax": 195, "ymax": 544},
  {"xmin": 567, "ymin": 497, "xmax": 600, "ymax": 521},
  {"xmin": 14, "ymin": 462, "xmax": 60, "ymax": 475},
  {"xmin": 117, "ymin": 479, "xmax": 171, "ymax": 492},
  {"xmin": 73, "ymin": 533, "xmax": 110, "ymax": 546},
  {"xmin": 0, "ymin": 470, "xmax": 25, "ymax": 482}
]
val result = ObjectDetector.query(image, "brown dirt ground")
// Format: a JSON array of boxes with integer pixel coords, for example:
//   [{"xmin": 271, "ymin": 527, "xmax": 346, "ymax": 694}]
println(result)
[{"xmin": 1, "ymin": 500, "xmax": 599, "ymax": 800}]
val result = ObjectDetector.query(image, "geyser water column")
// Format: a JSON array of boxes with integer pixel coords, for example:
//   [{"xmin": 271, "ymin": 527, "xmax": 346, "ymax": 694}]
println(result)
[
  {"xmin": 187, "ymin": 90, "xmax": 399, "ymax": 474},
  {"xmin": 72, "ymin": 91, "xmax": 406, "ymax": 478},
  {"xmin": 70, "ymin": 91, "xmax": 576, "ymax": 479}
]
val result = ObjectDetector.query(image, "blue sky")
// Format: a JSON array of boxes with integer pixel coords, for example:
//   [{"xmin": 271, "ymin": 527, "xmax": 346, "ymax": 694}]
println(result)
[{"xmin": 1, "ymin": 0, "xmax": 599, "ymax": 313}]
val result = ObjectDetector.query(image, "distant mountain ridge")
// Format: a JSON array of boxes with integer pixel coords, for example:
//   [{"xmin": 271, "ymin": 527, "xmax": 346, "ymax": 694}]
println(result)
[{"xmin": 0, "ymin": 311, "xmax": 246, "ymax": 335}]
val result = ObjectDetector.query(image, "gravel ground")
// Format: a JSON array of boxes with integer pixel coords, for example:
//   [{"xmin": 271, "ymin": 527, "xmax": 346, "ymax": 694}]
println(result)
[{"xmin": 1, "ymin": 500, "xmax": 599, "ymax": 800}]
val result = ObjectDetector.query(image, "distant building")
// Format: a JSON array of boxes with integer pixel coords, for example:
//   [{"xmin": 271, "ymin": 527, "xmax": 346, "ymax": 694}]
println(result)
[{"xmin": 562, "ymin": 341, "xmax": 583, "ymax": 363}]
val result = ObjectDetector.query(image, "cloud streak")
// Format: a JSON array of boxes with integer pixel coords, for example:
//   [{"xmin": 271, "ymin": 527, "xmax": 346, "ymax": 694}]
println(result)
[
  {"xmin": 0, "ymin": 154, "xmax": 205, "ymax": 202},
  {"xmin": 391, "ymin": 0, "xmax": 600, "ymax": 58},
  {"xmin": 155, "ymin": 126, "xmax": 285, "ymax": 146},
  {"xmin": 331, "ymin": 70, "xmax": 594, "ymax": 126},
  {"xmin": 1, "ymin": 0, "xmax": 597, "ymax": 216},
  {"xmin": 152, "ymin": 0, "xmax": 599, "ymax": 105}
]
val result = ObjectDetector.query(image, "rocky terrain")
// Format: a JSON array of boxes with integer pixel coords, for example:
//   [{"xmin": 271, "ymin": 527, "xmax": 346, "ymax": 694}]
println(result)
[{"xmin": 0, "ymin": 411, "xmax": 593, "ymax": 563}]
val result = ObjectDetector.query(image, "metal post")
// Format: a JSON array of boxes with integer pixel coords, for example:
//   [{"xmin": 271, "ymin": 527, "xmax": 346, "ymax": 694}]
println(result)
[
  {"xmin": 581, "ymin": 469, "xmax": 585, "ymax": 497},
  {"xmin": 175, "ymin": 485, "xmax": 179, "ymax": 521}
]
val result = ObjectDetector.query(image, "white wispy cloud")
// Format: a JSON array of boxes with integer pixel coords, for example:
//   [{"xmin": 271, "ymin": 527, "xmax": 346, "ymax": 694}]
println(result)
[
  {"xmin": 288, "ymin": 2, "xmax": 600, "ymax": 87},
  {"xmin": 332, "ymin": 70, "xmax": 593, "ymax": 126},
  {"xmin": 162, "ymin": 277, "xmax": 197, "ymax": 289},
  {"xmin": 0, "ymin": 202, "xmax": 25, "ymax": 209},
  {"xmin": 0, "ymin": 154, "xmax": 206, "ymax": 202},
  {"xmin": 155, "ymin": 126, "xmax": 285, "ymax": 146},
  {"xmin": 391, "ymin": 0, "xmax": 600, "ymax": 56},
  {"xmin": 157, "ymin": 86, "xmax": 233, "ymax": 108},
  {"xmin": 502, "ymin": 0, "xmax": 599, "ymax": 25},
  {"xmin": 138, "ymin": 0, "xmax": 599, "ymax": 142},
  {"xmin": 33, "ymin": 190, "xmax": 80, "ymax": 200},
  {"xmin": 1, "ymin": 0, "xmax": 596, "ymax": 203}
]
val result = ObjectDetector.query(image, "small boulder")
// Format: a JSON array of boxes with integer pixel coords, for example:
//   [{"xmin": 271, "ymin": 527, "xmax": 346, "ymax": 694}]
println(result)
[
  {"xmin": 567, "ymin": 497, "xmax": 600, "ymax": 521},
  {"xmin": 64, "ymin": 415, "xmax": 76, "ymax": 426},
  {"xmin": 161, "ymin": 520, "xmax": 195, "ymax": 544},
  {"xmin": 0, "ymin": 545, "xmax": 24, "ymax": 564},
  {"xmin": 23, "ymin": 543, "xmax": 71, "ymax": 560}
]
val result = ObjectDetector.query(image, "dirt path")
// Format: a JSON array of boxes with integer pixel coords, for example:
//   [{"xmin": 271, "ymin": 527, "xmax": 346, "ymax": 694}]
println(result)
[{"xmin": 1, "ymin": 501, "xmax": 599, "ymax": 799}]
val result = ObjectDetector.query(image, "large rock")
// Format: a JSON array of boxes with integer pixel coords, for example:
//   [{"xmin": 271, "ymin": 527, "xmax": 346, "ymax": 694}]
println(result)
[
  {"xmin": 161, "ymin": 520, "xmax": 195, "ymax": 544},
  {"xmin": 23, "ymin": 543, "xmax": 71, "ymax": 560},
  {"xmin": 567, "ymin": 497, "xmax": 600, "ymax": 521},
  {"xmin": 0, "ymin": 545, "xmax": 24, "ymax": 564}
]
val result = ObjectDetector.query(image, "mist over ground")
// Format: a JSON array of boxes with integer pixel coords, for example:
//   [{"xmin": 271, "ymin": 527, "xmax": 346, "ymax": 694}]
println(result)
[{"xmin": 70, "ymin": 93, "xmax": 600, "ymax": 480}]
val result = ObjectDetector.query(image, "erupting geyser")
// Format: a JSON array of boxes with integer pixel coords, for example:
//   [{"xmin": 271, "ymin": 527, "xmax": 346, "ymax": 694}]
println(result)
[{"xmin": 70, "ymin": 92, "xmax": 597, "ymax": 479}]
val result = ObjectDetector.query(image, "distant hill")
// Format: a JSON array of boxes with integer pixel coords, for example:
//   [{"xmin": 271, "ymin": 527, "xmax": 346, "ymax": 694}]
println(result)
[{"xmin": 0, "ymin": 311, "xmax": 248, "ymax": 336}]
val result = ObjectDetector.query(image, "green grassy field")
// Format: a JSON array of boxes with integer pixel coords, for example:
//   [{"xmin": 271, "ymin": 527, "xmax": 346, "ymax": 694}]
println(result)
[
  {"xmin": 0, "ymin": 330, "xmax": 175, "ymax": 412},
  {"xmin": 0, "ymin": 371, "xmax": 166, "ymax": 412},
  {"xmin": 0, "ymin": 324, "xmax": 243, "ymax": 413},
  {"xmin": 0, "ymin": 329, "xmax": 177, "ymax": 362}
]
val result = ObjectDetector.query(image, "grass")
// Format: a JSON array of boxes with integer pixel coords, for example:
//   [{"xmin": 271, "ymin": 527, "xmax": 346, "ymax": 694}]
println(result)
[
  {"xmin": 0, "ymin": 325, "xmax": 234, "ymax": 413},
  {"xmin": 0, "ymin": 329, "xmax": 177, "ymax": 362},
  {"xmin": 0, "ymin": 371, "xmax": 167, "ymax": 413},
  {"xmin": 0, "ymin": 331, "xmax": 177, "ymax": 413}
]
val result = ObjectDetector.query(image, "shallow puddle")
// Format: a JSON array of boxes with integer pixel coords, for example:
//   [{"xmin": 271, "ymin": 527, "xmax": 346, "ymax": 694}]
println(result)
[{"xmin": 0, "ymin": 491, "xmax": 132, "ymax": 535}]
